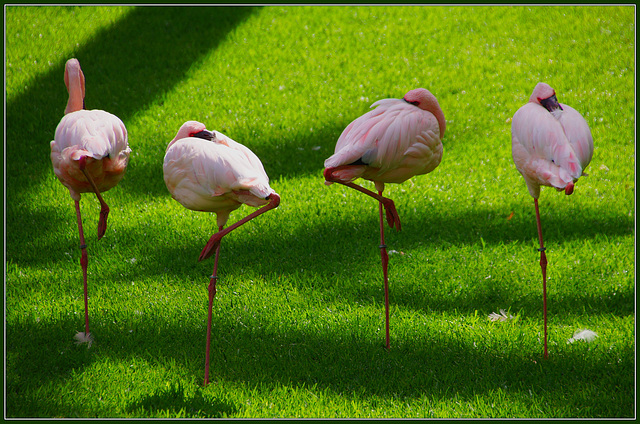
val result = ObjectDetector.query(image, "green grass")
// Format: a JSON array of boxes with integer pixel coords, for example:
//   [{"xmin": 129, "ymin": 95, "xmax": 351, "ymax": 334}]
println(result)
[{"xmin": 5, "ymin": 5, "xmax": 635, "ymax": 418}]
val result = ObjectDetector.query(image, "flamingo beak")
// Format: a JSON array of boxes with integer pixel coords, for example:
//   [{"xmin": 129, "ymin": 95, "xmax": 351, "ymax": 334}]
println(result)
[
  {"xmin": 193, "ymin": 130, "xmax": 215, "ymax": 141},
  {"xmin": 540, "ymin": 95, "xmax": 563, "ymax": 112},
  {"xmin": 403, "ymin": 97, "xmax": 420, "ymax": 106}
]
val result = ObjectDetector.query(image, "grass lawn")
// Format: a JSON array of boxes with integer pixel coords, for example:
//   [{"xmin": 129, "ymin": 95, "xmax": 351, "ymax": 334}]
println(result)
[{"xmin": 4, "ymin": 5, "xmax": 635, "ymax": 418}]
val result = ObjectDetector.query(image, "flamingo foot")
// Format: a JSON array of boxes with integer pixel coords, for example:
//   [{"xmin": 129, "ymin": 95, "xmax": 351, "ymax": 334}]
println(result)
[
  {"xmin": 97, "ymin": 205, "xmax": 109, "ymax": 240},
  {"xmin": 380, "ymin": 198, "xmax": 401, "ymax": 231},
  {"xmin": 564, "ymin": 181, "xmax": 574, "ymax": 195},
  {"xmin": 199, "ymin": 233, "xmax": 223, "ymax": 262}
]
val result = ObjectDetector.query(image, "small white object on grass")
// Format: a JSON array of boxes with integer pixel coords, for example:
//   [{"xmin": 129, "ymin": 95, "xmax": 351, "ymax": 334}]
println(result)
[
  {"xmin": 567, "ymin": 329, "xmax": 598, "ymax": 344},
  {"xmin": 74, "ymin": 331, "xmax": 93, "ymax": 348},
  {"xmin": 488, "ymin": 309, "xmax": 515, "ymax": 322}
]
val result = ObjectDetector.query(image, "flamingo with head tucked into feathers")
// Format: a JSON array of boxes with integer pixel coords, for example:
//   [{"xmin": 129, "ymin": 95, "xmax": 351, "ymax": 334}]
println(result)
[
  {"xmin": 511, "ymin": 82, "xmax": 594, "ymax": 358},
  {"xmin": 50, "ymin": 58, "xmax": 131, "ymax": 346},
  {"xmin": 323, "ymin": 88, "xmax": 445, "ymax": 350},
  {"xmin": 163, "ymin": 121, "xmax": 280, "ymax": 385}
]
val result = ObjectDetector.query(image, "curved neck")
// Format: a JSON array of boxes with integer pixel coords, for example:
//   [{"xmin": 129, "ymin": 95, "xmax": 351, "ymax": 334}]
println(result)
[
  {"xmin": 427, "ymin": 103, "xmax": 446, "ymax": 139},
  {"xmin": 65, "ymin": 66, "xmax": 85, "ymax": 114}
]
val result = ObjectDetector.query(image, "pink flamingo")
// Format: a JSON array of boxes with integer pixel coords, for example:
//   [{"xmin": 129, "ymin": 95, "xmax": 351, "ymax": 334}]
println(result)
[
  {"xmin": 511, "ymin": 82, "xmax": 594, "ymax": 358},
  {"xmin": 323, "ymin": 88, "xmax": 446, "ymax": 349},
  {"xmin": 50, "ymin": 58, "xmax": 131, "ymax": 346},
  {"xmin": 163, "ymin": 121, "xmax": 280, "ymax": 385}
]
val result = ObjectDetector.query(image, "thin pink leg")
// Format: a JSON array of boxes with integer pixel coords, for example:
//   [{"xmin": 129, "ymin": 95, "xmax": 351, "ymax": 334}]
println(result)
[
  {"xmin": 324, "ymin": 167, "xmax": 401, "ymax": 230},
  {"xmin": 199, "ymin": 193, "xmax": 281, "ymax": 262},
  {"xmin": 78, "ymin": 156, "xmax": 110, "ymax": 240},
  {"xmin": 74, "ymin": 199, "xmax": 91, "ymax": 339},
  {"xmin": 534, "ymin": 198, "xmax": 549, "ymax": 359},
  {"xmin": 378, "ymin": 191, "xmax": 391, "ymax": 350},
  {"xmin": 204, "ymin": 226, "xmax": 223, "ymax": 386}
]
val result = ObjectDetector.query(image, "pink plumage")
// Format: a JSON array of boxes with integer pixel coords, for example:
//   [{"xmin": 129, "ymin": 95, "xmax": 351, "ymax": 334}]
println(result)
[
  {"xmin": 163, "ymin": 120, "xmax": 280, "ymax": 385},
  {"xmin": 512, "ymin": 82, "xmax": 593, "ymax": 198},
  {"xmin": 51, "ymin": 109, "xmax": 129, "ymax": 200},
  {"xmin": 50, "ymin": 58, "xmax": 131, "ymax": 346},
  {"xmin": 511, "ymin": 82, "xmax": 594, "ymax": 359},
  {"xmin": 164, "ymin": 121, "xmax": 276, "ymax": 229},
  {"xmin": 324, "ymin": 88, "xmax": 446, "ymax": 350},
  {"xmin": 325, "ymin": 88, "xmax": 445, "ymax": 191}
]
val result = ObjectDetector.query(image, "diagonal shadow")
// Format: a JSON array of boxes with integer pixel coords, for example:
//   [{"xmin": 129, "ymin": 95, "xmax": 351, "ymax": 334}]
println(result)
[
  {"xmin": 5, "ymin": 6, "xmax": 261, "ymax": 266},
  {"xmin": 5, "ymin": 6, "xmax": 260, "ymax": 199}
]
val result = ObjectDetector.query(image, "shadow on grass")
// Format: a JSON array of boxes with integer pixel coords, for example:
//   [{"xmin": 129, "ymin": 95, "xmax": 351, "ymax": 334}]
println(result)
[
  {"xmin": 98, "ymin": 197, "xmax": 632, "ymax": 313},
  {"xmin": 126, "ymin": 382, "xmax": 237, "ymax": 418},
  {"xmin": 5, "ymin": 310, "xmax": 635, "ymax": 417},
  {"xmin": 6, "ymin": 6, "xmax": 259, "ymax": 203},
  {"xmin": 7, "ymin": 197, "xmax": 633, "ymax": 319}
]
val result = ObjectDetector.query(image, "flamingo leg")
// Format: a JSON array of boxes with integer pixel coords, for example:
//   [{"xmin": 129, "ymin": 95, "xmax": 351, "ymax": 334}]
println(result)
[
  {"xmin": 204, "ymin": 226, "xmax": 223, "ymax": 386},
  {"xmin": 534, "ymin": 198, "xmax": 549, "ymax": 359},
  {"xmin": 73, "ymin": 199, "xmax": 92, "ymax": 345},
  {"xmin": 78, "ymin": 156, "xmax": 110, "ymax": 240},
  {"xmin": 324, "ymin": 168, "xmax": 401, "ymax": 230},
  {"xmin": 378, "ymin": 191, "xmax": 391, "ymax": 350},
  {"xmin": 199, "ymin": 193, "xmax": 281, "ymax": 262}
]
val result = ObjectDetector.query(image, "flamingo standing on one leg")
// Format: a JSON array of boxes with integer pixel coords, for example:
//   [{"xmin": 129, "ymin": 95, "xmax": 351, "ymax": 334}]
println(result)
[
  {"xmin": 163, "ymin": 121, "xmax": 280, "ymax": 385},
  {"xmin": 323, "ymin": 88, "xmax": 446, "ymax": 349},
  {"xmin": 511, "ymin": 82, "xmax": 594, "ymax": 359},
  {"xmin": 50, "ymin": 58, "xmax": 131, "ymax": 346}
]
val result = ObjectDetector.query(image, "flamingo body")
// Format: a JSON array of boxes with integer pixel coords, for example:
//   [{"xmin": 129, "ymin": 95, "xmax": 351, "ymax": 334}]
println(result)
[
  {"xmin": 51, "ymin": 109, "xmax": 130, "ymax": 201},
  {"xmin": 511, "ymin": 82, "xmax": 593, "ymax": 198},
  {"xmin": 163, "ymin": 122, "xmax": 274, "ymax": 228},
  {"xmin": 324, "ymin": 89, "xmax": 445, "ymax": 188}
]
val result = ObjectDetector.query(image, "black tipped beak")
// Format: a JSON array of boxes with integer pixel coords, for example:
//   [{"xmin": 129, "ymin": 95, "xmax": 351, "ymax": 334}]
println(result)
[
  {"xmin": 403, "ymin": 97, "xmax": 419, "ymax": 106},
  {"xmin": 540, "ymin": 95, "xmax": 563, "ymax": 112},
  {"xmin": 193, "ymin": 130, "xmax": 215, "ymax": 141}
]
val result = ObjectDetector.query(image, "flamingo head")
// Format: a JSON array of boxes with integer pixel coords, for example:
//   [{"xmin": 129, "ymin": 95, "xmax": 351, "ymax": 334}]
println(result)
[
  {"xmin": 403, "ymin": 88, "xmax": 446, "ymax": 139},
  {"xmin": 530, "ymin": 82, "xmax": 563, "ymax": 113},
  {"xmin": 167, "ymin": 121, "xmax": 216, "ymax": 151},
  {"xmin": 178, "ymin": 121, "xmax": 216, "ymax": 141}
]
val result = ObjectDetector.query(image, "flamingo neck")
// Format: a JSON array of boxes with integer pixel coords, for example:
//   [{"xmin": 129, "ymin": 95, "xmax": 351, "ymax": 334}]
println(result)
[
  {"xmin": 425, "ymin": 100, "xmax": 446, "ymax": 139},
  {"xmin": 65, "ymin": 67, "xmax": 85, "ymax": 114},
  {"xmin": 414, "ymin": 95, "xmax": 446, "ymax": 139},
  {"xmin": 432, "ymin": 107, "xmax": 446, "ymax": 139}
]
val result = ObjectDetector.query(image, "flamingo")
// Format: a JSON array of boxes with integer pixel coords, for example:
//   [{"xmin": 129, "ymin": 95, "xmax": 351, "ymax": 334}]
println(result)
[
  {"xmin": 163, "ymin": 121, "xmax": 280, "ymax": 385},
  {"xmin": 323, "ymin": 88, "xmax": 446, "ymax": 349},
  {"xmin": 50, "ymin": 58, "xmax": 131, "ymax": 346},
  {"xmin": 511, "ymin": 82, "xmax": 594, "ymax": 358}
]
